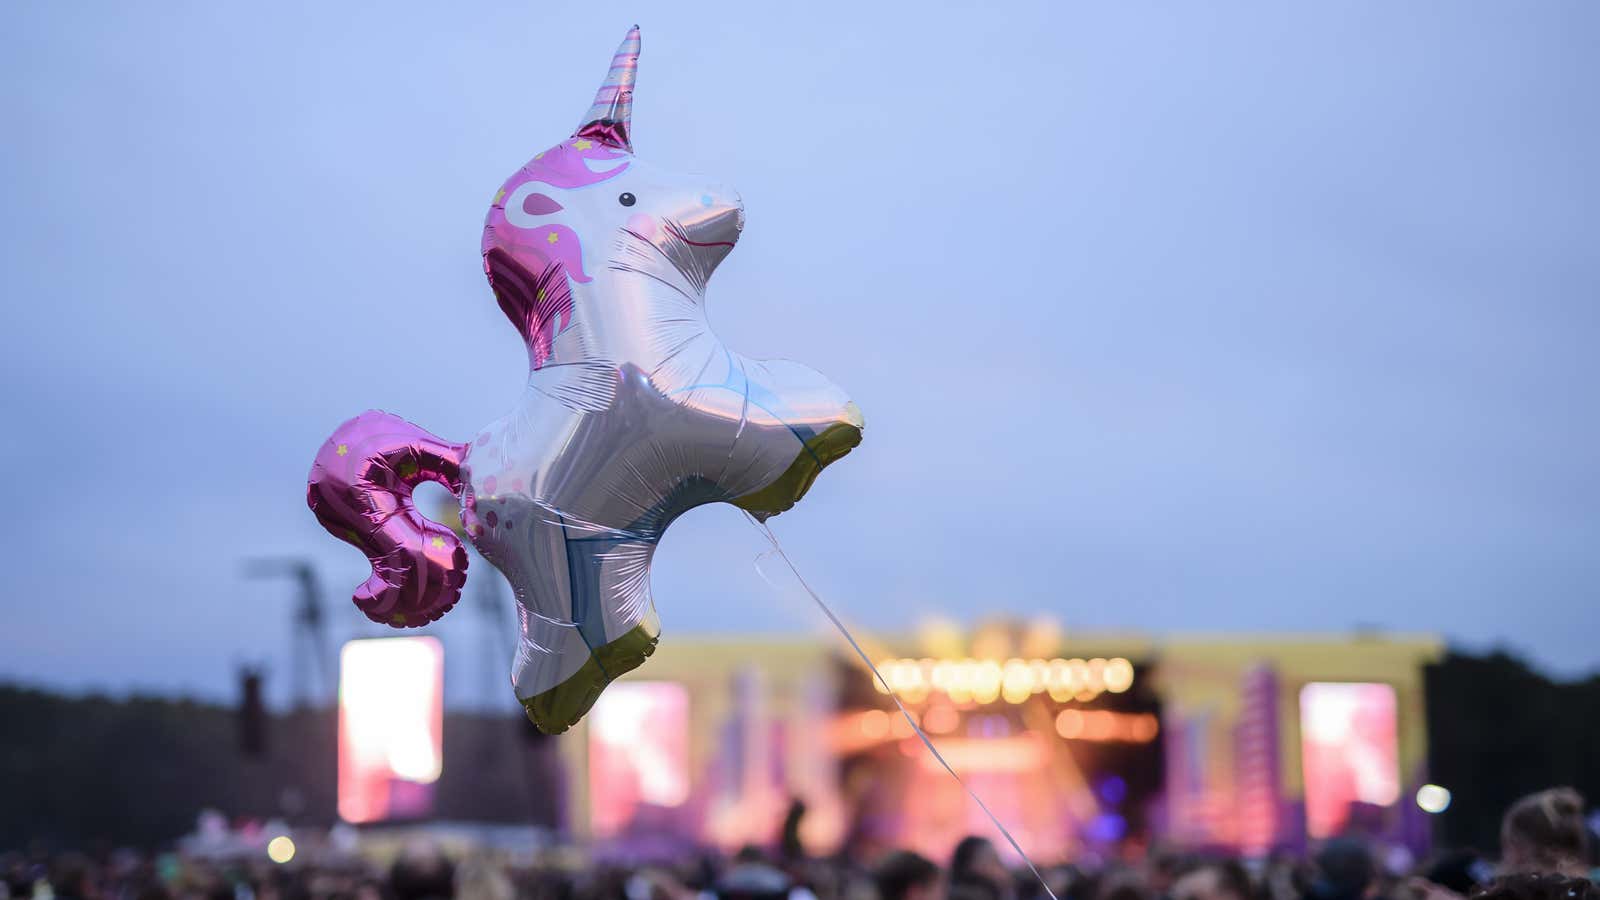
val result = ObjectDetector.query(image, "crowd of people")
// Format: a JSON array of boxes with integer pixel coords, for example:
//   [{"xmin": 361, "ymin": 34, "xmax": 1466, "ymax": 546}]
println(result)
[{"xmin": 3, "ymin": 788, "xmax": 1592, "ymax": 900}]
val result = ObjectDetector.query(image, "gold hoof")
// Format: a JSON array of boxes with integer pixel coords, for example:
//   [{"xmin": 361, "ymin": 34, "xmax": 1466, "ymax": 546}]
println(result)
[
  {"xmin": 519, "ymin": 620, "xmax": 660, "ymax": 734},
  {"xmin": 732, "ymin": 419, "xmax": 863, "ymax": 520}
]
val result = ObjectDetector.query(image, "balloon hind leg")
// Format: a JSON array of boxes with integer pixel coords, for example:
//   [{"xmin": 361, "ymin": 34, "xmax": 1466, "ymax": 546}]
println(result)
[
  {"xmin": 307, "ymin": 410, "xmax": 471, "ymax": 627},
  {"xmin": 518, "ymin": 615, "xmax": 660, "ymax": 735},
  {"xmin": 476, "ymin": 501, "xmax": 668, "ymax": 735}
]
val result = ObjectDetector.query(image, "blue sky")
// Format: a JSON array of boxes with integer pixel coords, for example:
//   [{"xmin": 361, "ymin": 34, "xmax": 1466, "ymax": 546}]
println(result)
[{"xmin": 2, "ymin": 2, "xmax": 1596, "ymax": 708}]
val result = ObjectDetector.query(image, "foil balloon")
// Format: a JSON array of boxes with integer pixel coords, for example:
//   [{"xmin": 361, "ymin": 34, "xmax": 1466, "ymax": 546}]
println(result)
[{"xmin": 307, "ymin": 26, "xmax": 863, "ymax": 734}]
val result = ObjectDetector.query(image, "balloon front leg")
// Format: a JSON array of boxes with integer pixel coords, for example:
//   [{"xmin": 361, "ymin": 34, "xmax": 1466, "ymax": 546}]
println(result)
[{"xmin": 731, "ymin": 358, "xmax": 865, "ymax": 521}]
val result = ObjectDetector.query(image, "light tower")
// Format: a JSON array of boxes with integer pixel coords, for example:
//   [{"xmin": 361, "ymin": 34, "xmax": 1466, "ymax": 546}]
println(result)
[{"xmin": 243, "ymin": 557, "xmax": 333, "ymax": 710}]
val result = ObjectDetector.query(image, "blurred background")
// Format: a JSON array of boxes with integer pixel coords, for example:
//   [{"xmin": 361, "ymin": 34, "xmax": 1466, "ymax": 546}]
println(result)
[{"xmin": 1, "ymin": 1, "xmax": 1597, "ymax": 898}]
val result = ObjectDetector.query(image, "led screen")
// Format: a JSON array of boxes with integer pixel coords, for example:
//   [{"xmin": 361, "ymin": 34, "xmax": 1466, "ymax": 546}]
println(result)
[
  {"xmin": 1299, "ymin": 681, "xmax": 1398, "ymax": 838},
  {"xmin": 337, "ymin": 637, "xmax": 444, "ymax": 823},
  {"xmin": 589, "ymin": 681, "xmax": 690, "ymax": 837}
]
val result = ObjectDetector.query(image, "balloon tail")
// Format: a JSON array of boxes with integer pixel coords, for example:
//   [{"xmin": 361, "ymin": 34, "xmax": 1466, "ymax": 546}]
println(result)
[{"xmin": 744, "ymin": 513, "xmax": 1060, "ymax": 900}]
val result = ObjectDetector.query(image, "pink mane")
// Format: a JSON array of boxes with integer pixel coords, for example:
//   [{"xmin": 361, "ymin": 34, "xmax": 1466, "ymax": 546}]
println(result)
[{"xmin": 480, "ymin": 139, "xmax": 630, "ymax": 363}]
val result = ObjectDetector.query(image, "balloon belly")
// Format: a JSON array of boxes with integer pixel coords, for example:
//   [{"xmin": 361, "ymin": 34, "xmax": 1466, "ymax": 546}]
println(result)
[{"xmin": 462, "ymin": 376, "xmax": 861, "ymax": 734}]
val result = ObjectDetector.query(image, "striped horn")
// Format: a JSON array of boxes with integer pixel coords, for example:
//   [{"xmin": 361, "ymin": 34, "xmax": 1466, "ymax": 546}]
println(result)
[{"xmin": 574, "ymin": 25, "xmax": 640, "ymax": 152}]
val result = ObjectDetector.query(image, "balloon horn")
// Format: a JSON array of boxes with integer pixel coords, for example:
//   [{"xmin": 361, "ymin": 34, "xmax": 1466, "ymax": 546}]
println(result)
[{"xmin": 574, "ymin": 25, "xmax": 640, "ymax": 152}]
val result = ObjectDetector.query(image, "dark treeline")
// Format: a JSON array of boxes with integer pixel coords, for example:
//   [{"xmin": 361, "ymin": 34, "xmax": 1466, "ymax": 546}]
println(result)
[
  {"xmin": 0, "ymin": 686, "xmax": 562, "ymax": 849},
  {"xmin": 1425, "ymin": 651, "xmax": 1600, "ymax": 852}
]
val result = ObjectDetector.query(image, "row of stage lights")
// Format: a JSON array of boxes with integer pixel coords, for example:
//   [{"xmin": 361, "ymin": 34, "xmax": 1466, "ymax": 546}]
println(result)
[
  {"xmin": 1055, "ymin": 708, "xmax": 1160, "ymax": 743},
  {"xmin": 873, "ymin": 657, "xmax": 1137, "ymax": 705},
  {"xmin": 843, "ymin": 707, "xmax": 1159, "ymax": 747}
]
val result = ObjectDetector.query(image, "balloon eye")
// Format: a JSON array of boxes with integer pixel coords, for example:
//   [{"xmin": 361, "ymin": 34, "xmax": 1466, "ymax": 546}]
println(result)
[{"xmin": 618, "ymin": 192, "xmax": 636, "ymax": 207}]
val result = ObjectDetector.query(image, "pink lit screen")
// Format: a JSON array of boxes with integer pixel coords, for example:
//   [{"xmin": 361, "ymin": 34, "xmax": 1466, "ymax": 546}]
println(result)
[
  {"xmin": 1299, "ymin": 681, "xmax": 1399, "ymax": 838},
  {"xmin": 588, "ymin": 681, "xmax": 690, "ymax": 837},
  {"xmin": 337, "ymin": 637, "xmax": 444, "ymax": 824}
]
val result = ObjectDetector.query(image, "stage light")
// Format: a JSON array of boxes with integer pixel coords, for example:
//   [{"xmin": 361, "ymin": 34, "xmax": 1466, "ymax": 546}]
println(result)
[
  {"xmin": 1046, "ymin": 659, "xmax": 1073, "ymax": 702},
  {"xmin": 889, "ymin": 710, "xmax": 916, "ymax": 738},
  {"xmin": 1417, "ymin": 784, "xmax": 1452, "ymax": 814},
  {"xmin": 1083, "ymin": 710, "xmax": 1115, "ymax": 740},
  {"xmin": 1097, "ymin": 774, "xmax": 1127, "ymax": 806},
  {"xmin": 1027, "ymin": 659, "xmax": 1050, "ymax": 691},
  {"xmin": 972, "ymin": 660, "xmax": 1003, "ymax": 704},
  {"xmin": 1130, "ymin": 713, "xmax": 1161, "ymax": 743},
  {"xmin": 1103, "ymin": 658, "xmax": 1135, "ymax": 693},
  {"xmin": 266, "ymin": 835, "xmax": 295, "ymax": 864},
  {"xmin": 1001, "ymin": 658, "xmax": 1033, "ymax": 703},
  {"xmin": 1055, "ymin": 708, "xmax": 1084, "ymax": 739},
  {"xmin": 861, "ymin": 709, "xmax": 890, "ymax": 739},
  {"xmin": 1071, "ymin": 659, "xmax": 1095, "ymax": 701},
  {"xmin": 1087, "ymin": 812, "xmax": 1127, "ymax": 843},
  {"xmin": 924, "ymin": 704, "xmax": 960, "ymax": 734}
]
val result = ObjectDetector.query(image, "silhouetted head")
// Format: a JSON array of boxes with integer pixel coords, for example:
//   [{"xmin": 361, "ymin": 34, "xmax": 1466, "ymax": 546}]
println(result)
[
  {"xmin": 1309, "ymin": 838, "xmax": 1375, "ymax": 900},
  {"xmin": 951, "ymin": 836, "xmax": 1008, "ymax": 900},
  {"xmin": 952, "ymin": 836, "xmax": 1000, "ymax": 879},
  {"xmin": 1501, "ymin": 787, "xmax": 1590, "ymax": 876},
  {"xmin": 714, "ymin": 860, "xmax": 791, "ymax": 900},
  {"xmin": 1171, "ymin": 861, "xmax": 1255, "ymax": 900},
  {"xmin": 876, "ymin": 851, "xmax": 943, "ymax": 900}
]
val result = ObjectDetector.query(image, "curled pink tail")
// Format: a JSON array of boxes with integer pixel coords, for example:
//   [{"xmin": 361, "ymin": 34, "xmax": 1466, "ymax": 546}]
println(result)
[{"xmin": 307, "ymin": 411, "xmax": 469, "ymax": 627}]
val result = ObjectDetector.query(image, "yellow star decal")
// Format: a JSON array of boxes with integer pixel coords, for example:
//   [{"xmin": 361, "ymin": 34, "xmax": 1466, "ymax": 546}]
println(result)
[
  {"xmin": 398, "ymin": 462, "xmax": 418, "ymax": 479},
  {"xmin": 537, "ymin": 288, "xmax": 545, "ymax": 301},
  {"xmin": 392, "ymin": 613, "xmax": 407, "ymax": 625},
  {"xmin": 546, "ymin": 232, "xmax": 559, "ymax": 244},
  {"xmin": 335, "ymin": 443, "xmax": 348, "ymax": 456},
  {"xmin": 572, "ymin": 139, "xmax": 593, "ymax": 150},
  {"xmin": 430, "ymin": 536, "xmax": 445, "ymax": 549},
  {"xmin": 493, "ymin": 188, "xmax": 505, "ymax": 203}
]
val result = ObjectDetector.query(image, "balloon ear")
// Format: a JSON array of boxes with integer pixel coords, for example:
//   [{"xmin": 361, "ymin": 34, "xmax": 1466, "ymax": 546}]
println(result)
[{"xmin": 574, "ymin": 25, "xmax": 640, "ymax": 152}]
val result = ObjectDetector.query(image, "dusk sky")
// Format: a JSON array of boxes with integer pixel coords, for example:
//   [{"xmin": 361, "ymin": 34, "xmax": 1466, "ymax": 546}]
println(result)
[{"xmin": 3, "ymin": 2, "xmax": 1596, "ymax": 708}]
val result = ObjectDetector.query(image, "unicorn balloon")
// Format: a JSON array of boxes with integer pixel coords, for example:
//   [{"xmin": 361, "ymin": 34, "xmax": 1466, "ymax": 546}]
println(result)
[{"xmin": 307, "ymin": 26, "xmax": 863, "ymax": 734}]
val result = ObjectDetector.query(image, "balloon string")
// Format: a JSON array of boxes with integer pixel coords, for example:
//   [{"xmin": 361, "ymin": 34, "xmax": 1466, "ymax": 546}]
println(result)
[{"xmin": 744, "ymin": 514, "xmax": 1059, "ymax": 900}]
